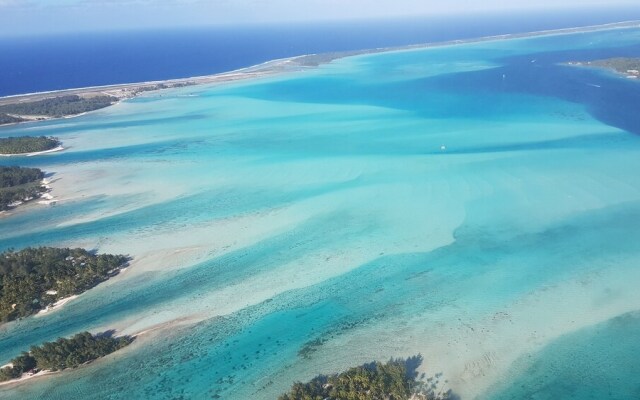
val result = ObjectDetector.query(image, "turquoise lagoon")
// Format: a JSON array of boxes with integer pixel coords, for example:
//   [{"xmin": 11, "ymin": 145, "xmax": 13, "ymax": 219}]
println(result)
[{"xmin": 1, "ymin": 27, "xmax": 640, "ymax": 399}]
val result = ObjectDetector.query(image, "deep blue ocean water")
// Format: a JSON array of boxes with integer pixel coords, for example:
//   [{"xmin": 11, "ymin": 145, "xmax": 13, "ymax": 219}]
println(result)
[
  {"xmin": 2, "ymin": 7, "xmax": 640, "ymax": 96},
  {"xmin": 0, "ymin": 11, "xmax": 640, "ymax": 400}
]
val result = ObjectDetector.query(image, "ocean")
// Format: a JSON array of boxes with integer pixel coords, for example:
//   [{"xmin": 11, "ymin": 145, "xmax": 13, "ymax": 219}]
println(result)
[
  {"xmin": 1, "ymin": 12, "xmax": 640, "ymax": 400},
  {"xmin": 2, "ymin": 7, "xmax": 640, "ymax": 97}
]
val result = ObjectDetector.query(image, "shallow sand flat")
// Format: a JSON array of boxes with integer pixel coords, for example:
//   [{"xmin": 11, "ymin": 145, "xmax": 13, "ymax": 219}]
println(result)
[
  {"xmin": 237, "ymin": 202, "xmax": 640, "ymax": 398},
  {"xmin": 487, "ymin": 309, "xmax": 640, "ymax": 399},
  {"xmin": 1, "ymin": 25, "xmax": 640, "ymax": 399}
]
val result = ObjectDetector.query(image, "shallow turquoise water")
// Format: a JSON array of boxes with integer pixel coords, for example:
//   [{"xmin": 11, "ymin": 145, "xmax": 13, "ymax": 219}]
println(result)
[
  {"xmin": 1, "ymin": 27, "xmax": 640, "ymax": 399},
  {"xmin": 488, "ymin": 311, "xmax": 640, "ymax": 399}
]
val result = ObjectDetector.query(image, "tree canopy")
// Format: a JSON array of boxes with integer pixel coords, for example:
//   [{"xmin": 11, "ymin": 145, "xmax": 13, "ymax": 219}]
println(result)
[
  {"xmin": 0, "ymin": 331, "xmax": 133, "ymax": 382},
  {"xmin": 0, "ymin": 166, "xmax": 46, "ymax": 211},
  {"xmin": 0, "ymin": 136, "xmax": 60, "ymax": 154},
  {"xmin": 0, "ymin": 247, "xmax": 128, "ymax": 322},
  {"xmin": 0, "ymin": 95, "xmax": 116, "ymax": 119},
  {"xmin": 278, "ymin": 357, "xmax": 453, "ymax": 400},
  {"xmin": 0, "ymin": 166, "xmax": 44, "ymax": 188},
  {"xmin": 0, "ymin": 113, "xmax": 26, "ymax": 125}
]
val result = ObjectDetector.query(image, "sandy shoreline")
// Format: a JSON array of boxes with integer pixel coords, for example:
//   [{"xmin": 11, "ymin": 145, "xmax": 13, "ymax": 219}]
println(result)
[
  {"xmin": 0, "ymin": 145, "xmax": 64, "ymax": 157},
  {"xmin": 0, "ymin": 19, "xmax": 638, "ymax": 124},
  {"xmin": 0, "ymin": 19, "xmax": 639, "ymax": 396},
  {"xmin": 0, "ymin": 370, "xmax": 55, "ymax": 388},
  {"xmin": 0, "ymin": 57, "xmax": 304, "ymax": 110},
  {"xmin": 0, "ymin": 178, "xmax": 56, "ymax": 218},
  {"xmin": 566, "ymin": 60, "xmax": 640, "ymax": 81},
  {"xmin": 0, "ymin": 315, "xmax": 198, "ymax": 389},
  {"xmin": 35, "ymin": 295, "xmax": 79, "ymax": 316}
]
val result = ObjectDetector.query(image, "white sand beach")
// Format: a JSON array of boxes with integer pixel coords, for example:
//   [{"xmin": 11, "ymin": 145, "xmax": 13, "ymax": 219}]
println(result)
[{"xmin": 36, "ymin": 295, "xmax": 79, "ymax": 316}]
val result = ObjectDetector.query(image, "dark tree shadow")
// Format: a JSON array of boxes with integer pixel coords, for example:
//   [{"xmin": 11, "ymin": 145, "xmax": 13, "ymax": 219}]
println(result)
[
  {"xmin": 96, "ymin": 329, "xmax": 117, "ymax": 338},
  {"xmin": 400, "ymin": 354, "xmax": 461, "ymax": 400},
  {"xmin": 403, "ymin": 353, "xmax": 424, "ymax": 379}
]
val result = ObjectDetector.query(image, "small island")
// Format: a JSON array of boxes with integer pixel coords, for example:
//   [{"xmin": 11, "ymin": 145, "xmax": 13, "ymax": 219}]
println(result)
[
  {"xmin": 0, "ymin": 136, "xmax": 62, "ymax": 155},
  {"xmin": 567, "ymin": 57, "xmax": 640, "ymax": 80},
  {"xmin": 0, "ymin": 166, "xmax": 47, "ymax": 211},
  {"xmin": 0, "ymin": 95, "xmax": 117, "ymax": 124},
  {"xmin": 0, "ymin": 82, "xmax": 196, "ymax": 126},
  {"xmin": 0, "ymin": 247, "xmax": 129, "ymax": 323},
  {"xmin": 278, "ymin": 357, "xmax": 453, "ymax": 400},
  {"xmin": 0, "ymin": 331, "xmax": 133, "ymax": 383}
]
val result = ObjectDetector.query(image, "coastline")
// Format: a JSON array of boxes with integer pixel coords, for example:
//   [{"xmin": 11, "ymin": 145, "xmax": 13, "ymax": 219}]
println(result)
[
  {"xmin": 0, "ymin": 370, "xmax": 55, "ymax": 388},
  {"xmin": 0, "ymin": 145, "xmax": 64, "ymax": 157},
  {"xmin": 35, "ymin": 295, "xmax": 79, "ymax": 316},
  {"xmin": 566, "ymin": 59, "xmax": 640, "ymax": 81},
  {"xmin": 0, "ymin": 20, "xmax": 638, "ymax": 128},
  {"xmin": 0, "ymin": 316, "xmax": 193, "ymax": 389},
  {"xmin": 0, "ymin": 19, "xmax": 636, "ymax": 396},
  {"xmin": 0, "ymin": 177, "xmax": 55, "ymax": 217},
  {"xmin": 0, "ymin": 57, "xmax": 304, "ymax": 110}
]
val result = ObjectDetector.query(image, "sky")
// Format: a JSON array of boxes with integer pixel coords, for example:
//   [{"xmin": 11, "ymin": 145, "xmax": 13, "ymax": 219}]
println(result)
[{"xmin": 0, "ymin": 0, "xmax": 638, "ymax": 36}]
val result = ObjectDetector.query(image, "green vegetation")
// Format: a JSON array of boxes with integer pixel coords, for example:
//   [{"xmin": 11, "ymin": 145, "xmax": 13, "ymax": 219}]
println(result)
[
  {"xmin": 0, "ymin": 166, "xmax": 46, "ymax": 211},
  {"xmin": 0, "ymin": 114, "xmax": 26, "ymax": 125},
  {"xmin": 131, "ymin": 82, "xmax": 194, "ymax": 96},
  {"xmin": 278, "ymin": 357, "xmax": 454, "ymax": 400},
  {"xmin": 0, "ymin": 95, "xmax": 116, "ymax": 119},
  {"xmin": 0, "ymin": 136, "xmax": 60, "ymax": 154},
  {"xmin": 568, "ymin": 57, "xmax": 640, "ymax": 78},
  {"xmin": 0, "ymin": 141, "xmax": 58, "ymax": 210},
  {"xmin": 0, "ymin": 166, "xmax": 44, "ymax": 188},
  {"xmin": 0, "ymin": 331, "xmax": 133, "ymax": 382},
  {"xmin": 0, "ymin": 82, "xmax": 199, "ymax": 126},
  {"xmin": 0, "ymin": 247, "xmax": 128, "ymax": 322},
  {"xmin": 590, "ymin": 57, "xmax": 640, "ymax": 74}
]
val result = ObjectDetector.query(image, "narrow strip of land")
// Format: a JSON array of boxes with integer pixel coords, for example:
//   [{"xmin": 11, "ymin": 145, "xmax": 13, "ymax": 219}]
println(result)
[
  {"xmin": 1, "ymin": 20, "xmax": 638, "ymax": 127},
  {"xmin": 567, "ymin": 57, "xmax": 640, "ymax": 80}
]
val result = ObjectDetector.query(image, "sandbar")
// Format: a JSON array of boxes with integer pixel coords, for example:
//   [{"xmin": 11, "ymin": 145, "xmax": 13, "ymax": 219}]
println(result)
[{"xmin": 1, "ymin": 20, "xmax": 639, "ymax": 127}]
